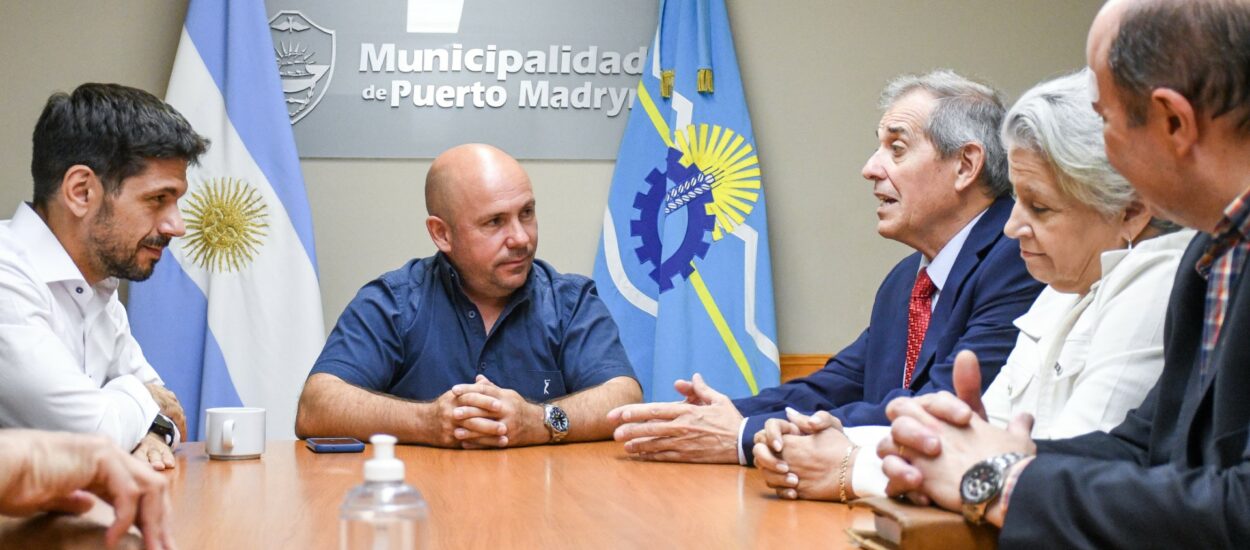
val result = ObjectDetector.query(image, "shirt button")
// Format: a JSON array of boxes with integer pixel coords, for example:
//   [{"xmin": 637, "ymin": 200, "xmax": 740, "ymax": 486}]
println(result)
[
  {"xmin": 75, "ymin": 287, "xmax": 83, "ymax": 294},
  {"xmin": 467, "ymin": 310, "xmax": 476, "ymax": 319},
  {"xmin": 478, "ymin": 362, "xmax": 486, "ymax": 371},
  {"xmin": 1054, "ymin": 364, "xmax": 1062, "ymax": 375}
]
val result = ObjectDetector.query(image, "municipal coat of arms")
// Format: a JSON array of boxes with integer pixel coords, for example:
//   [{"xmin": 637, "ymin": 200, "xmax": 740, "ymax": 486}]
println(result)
[{"xmin": 269, "ymin": 11, "xmax": 336, "ymax": 124}]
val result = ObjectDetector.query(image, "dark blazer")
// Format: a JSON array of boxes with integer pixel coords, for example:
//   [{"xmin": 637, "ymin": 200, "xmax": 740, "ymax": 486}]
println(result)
[
  {"xmin": 1002, "ymin": 232, "xmax": 1250, "ymax": 549},
  {"xmin": 734, "ymin": 197, "xmax": 1043, "ymax": 465}
]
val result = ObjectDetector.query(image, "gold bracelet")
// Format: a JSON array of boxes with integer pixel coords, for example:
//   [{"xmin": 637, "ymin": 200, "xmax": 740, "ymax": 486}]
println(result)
[{"xmin": 838, "ymin": 444, "xmax": 860, "ymax": 503}]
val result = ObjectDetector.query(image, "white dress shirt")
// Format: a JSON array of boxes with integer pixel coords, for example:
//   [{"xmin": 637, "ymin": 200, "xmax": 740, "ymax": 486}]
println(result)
[
  {"xmin": 848, "ymin": 228, "xmax": 1195, "ymax": 496},
  {"xmin": 0, "ymin": 202, "xmax": 165, "ymax": 450},
  {"xmin": 921, "ymin": 210, "xmax": 985, "ymax": 312}
]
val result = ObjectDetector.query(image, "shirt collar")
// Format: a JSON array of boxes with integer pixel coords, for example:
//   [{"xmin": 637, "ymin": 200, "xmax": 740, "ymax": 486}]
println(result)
[
  {"xmin": 434, "ymin": 252, "xmax": 534, "ymax": 309},
  {"xmin": 1219, "ymin": 184, "xmax": 1250, "ymax": 240},
  {"xmin": 1196, "ymin": 184, "xmax": 1250, "ymax": 276},
  {"xmin": 1012, "ymin": 287, "xmax": 1080, "ymax": 341},
  {"xmin": 921, "ymin": 209, "xmax": 986, "ymax": 292},
  {"xmin": 9, "ymin": 202, "xmax": 92, "ymax": 285},
  {"xmin": 1100, "ymin": 228, "xmax": 1196, "ymax": 280}
]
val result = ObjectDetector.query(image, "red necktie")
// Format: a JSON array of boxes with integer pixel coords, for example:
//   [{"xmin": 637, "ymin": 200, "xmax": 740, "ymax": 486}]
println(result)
[{"xmin": 903, "ymin": 268, "xmax": 936, "ymax": 388}]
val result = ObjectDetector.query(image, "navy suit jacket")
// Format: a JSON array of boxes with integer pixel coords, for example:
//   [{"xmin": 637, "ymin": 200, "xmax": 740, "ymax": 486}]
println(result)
[
  {"xmin": 1001, "ymin": 232, "xmax": 1250, "ymax": 549},
  {"xmin": 733, "ymin": 197, "xmax": 1043, "ymax": 464}
]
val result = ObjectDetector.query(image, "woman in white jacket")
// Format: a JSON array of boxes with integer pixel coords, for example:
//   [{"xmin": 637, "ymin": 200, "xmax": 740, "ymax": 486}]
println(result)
[{"xmin": 754, "ymin": 69, "xmax": 1194, "ymax": 501}]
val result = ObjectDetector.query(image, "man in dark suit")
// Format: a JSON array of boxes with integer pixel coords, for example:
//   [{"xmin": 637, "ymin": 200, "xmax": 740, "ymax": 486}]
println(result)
[
  {"xmin": 607, "ymin": 70, "xmax": 1044, "ymax": 466},
  {"xmin": 880, "ymin": 0, "xmax": 1250, "ymax": 546}
]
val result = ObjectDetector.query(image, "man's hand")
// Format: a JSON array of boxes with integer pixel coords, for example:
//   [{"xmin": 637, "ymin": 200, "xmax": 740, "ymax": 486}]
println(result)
[
  {"xmin": 871, "ymin": 351, "xmax": 987, "ymax": 503},
  {"xmin": 145, "ymin": 385, "xmax": 186, "ymax": 442},
  {"xmin": 451, "ymin": 375, "xmax": 546, "ymax": 449},
  {"xmin": 606, "ymin": 373, "xmax": 743, "ymax": 463},
  {"xmin": 131, "ymin": 433, "xmax": 175, "ymax": 472},
  {"xmin": 875, "ymin": 393, "xmax": 958, "ymax": 503},
  {"xmin": 952, "ymin": 350, "xmax": 987, "ymax": 421},
  {"xmin": 878, "ymin": 392, "xmax": 1037, "ymax": 513},
  {"xmin": 421, "ymin": 388, "xmax": 467, "ymax": 448},
  {"xmin": 0, "ymin": 430, "xmax": 176, "ymax": 550}
]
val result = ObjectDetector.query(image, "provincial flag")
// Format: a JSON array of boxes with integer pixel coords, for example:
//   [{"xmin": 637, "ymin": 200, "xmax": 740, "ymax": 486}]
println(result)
[
  {"xmin": 128, "ymin": 0, "xmax": 325, "ymax": 440},
  {"xmin": 593, "ymin": 0, "xmax": 779, "ymax": 401}
]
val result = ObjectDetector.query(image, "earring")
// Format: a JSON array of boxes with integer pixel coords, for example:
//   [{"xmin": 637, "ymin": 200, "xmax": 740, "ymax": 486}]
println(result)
[{"xmin": 1125, "ymin": 236, "xmax": 1134, "ymax": 251}]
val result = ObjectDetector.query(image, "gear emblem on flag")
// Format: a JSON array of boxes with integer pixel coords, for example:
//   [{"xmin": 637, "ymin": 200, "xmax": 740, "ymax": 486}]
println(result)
[
  {"xmin": 631, "ymin": 147, "xmax": 715, "ymax": 291},
  {"xmin": 630, "ymin": 123, "xmax": 763, "ymax": 292}
]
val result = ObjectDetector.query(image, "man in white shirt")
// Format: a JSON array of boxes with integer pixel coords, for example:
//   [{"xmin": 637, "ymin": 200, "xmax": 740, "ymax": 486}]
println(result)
[{"xmin": 0, "ymin": 83, "xmax": 209, "ymax": 470}]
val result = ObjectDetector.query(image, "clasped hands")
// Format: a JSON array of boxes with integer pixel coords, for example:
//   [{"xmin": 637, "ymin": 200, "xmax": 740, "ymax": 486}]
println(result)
[
  {"xmin": 877, "ymin": 350, "xmax": 1037, "ymax": 524},
  {"xmin": 433, "ymin": 374, "xmax": 548, "ymax": 449},
  {"xmin": 753, "ymin": 408, "xmax": 858, "ymax": 501}
]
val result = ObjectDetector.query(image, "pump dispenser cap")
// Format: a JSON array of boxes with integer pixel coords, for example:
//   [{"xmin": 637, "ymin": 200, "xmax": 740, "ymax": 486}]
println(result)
[{"xmin": 365, "ymin": 434, "xmax": 404, "ymax": 481}]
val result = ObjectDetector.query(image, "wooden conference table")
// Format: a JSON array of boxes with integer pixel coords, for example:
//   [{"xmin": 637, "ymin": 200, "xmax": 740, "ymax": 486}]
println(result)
[{"xmin": 5, "ymin": 440, "xmax": 872, "ymax": 549}]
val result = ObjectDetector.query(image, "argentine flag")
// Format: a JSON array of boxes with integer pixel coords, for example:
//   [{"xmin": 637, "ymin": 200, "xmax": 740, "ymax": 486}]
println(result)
[
  {"xmin": 128, "ymin": 0, "xmax": 325, "ymax": 440},
  {"xmin": 593, "ymin": 0, "xmax": 779, "ymax": 401}
]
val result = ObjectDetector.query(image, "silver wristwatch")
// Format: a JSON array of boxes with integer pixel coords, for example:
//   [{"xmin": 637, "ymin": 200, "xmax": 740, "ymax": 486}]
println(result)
[
  {"xmin": 959, "ymin": 452, "xmax": 1026, "ymax": 524},
  {"xmin": 543, "ymin": 404, "xmax": 569, "ymax": 443}
]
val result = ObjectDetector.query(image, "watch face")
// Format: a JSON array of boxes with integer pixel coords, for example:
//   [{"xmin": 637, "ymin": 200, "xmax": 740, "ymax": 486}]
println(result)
[
  {"xmin": 548, "ymin": 406, "xmax": 569, "ymax": 432},
  {"xmin": 960, "ymin": 462, "xmax": 1002, "ymax": 504}
]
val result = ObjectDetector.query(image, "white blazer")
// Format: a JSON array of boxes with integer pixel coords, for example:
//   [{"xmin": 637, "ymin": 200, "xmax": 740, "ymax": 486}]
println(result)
[
  {"xmin": 981, "ymin": 228, "xmax": 1195, "ymax": 438},
  {"xmin": 847, "ymin": 229, "xmax": 1196, "ymax": 496}
]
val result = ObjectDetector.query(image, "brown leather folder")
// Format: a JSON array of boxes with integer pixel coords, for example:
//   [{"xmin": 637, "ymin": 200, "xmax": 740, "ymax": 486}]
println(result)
[{"xmin": 845, "ymin": 496, "xmax": 997, "ymax": 550}]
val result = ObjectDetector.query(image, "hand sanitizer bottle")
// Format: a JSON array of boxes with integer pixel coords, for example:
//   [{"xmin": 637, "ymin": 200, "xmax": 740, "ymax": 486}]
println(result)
[{"xmin": 340, "ymin": 434, "xmax": 428, "ymax": 550}]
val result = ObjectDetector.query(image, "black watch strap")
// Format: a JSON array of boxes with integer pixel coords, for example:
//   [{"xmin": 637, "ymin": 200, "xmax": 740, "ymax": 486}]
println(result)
[{"xmin": 149, "ymin": 413, "xmax": 176, "ymax": 446}]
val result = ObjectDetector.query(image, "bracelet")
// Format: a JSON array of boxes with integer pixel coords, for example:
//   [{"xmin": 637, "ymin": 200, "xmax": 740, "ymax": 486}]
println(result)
[
  {"xmin": 838, "ymin": 444, "xmax": 860, "ymax": 503},
  {"xmin": 999, "ymin": 456, "xmax": 1035, "ymax": 520}
]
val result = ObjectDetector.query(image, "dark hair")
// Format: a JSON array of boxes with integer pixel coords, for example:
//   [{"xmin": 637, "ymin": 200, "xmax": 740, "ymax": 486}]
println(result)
[
  {"xmin": 1109, "ymin": 0, "xmax": 1250, "ymax": 133},
  {"xmin": 30, "ymin": 83, "xmax": 209, "ymax": 207}
]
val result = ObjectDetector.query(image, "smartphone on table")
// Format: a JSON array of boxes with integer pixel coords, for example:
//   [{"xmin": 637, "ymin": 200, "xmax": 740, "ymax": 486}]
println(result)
[{"xmin": 305, "ymin": 437, "xmax": 366, "ymax": 453}]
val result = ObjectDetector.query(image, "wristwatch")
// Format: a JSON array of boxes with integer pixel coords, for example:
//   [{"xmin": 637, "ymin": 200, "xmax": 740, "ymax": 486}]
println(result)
[
  {"xmin": 149, "ymin": 413, "xmax": 176, "ymax": 447},
  {"xmin": 543, "ymin": 404, "xmax": 569, "ymax": 443},
  {"xmin": 960, "ymin": 452, "xmax": 1026, "ymax": 524}
]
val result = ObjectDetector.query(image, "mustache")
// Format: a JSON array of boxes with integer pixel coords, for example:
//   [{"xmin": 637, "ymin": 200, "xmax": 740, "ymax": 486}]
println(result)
[
  {"xmin": 500, "ymin": 250, "xmax": 534, "ymax": 264},
  {"xmin": 141, "ymin": 235, "xmax": 172, "ymax": 249}
]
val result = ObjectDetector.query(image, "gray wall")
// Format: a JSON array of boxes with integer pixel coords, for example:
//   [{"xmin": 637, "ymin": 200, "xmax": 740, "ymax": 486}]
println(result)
[{"xmin": 0, "ymin": 1, "xmax": 1099, "ymax": 355}]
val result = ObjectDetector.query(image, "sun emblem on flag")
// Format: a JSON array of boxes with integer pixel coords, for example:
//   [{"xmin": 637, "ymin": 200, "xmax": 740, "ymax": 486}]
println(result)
[
  {"xmin": 181, "ymin": 178, "xmax": 269, "ymax": 272},
  {"xmin": 673, "ymin": 124, "xmax": 761, "ymax": 241},
  {"xmin": 631, "ymin": 123, "xmax": 762, "ymax": 291}
]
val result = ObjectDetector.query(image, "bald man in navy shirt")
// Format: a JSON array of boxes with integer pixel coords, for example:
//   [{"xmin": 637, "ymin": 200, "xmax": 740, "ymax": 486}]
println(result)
[{"xmin": 296, "ymin": 144, "xmax": 641, "ymax": 449}]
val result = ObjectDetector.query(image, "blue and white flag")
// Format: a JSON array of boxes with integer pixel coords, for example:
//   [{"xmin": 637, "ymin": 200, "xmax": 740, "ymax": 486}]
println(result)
[
  {"xmin": 128, "ymin": 0, "xmax": 325, "ymax": 440},
  {"xmin": 593, "ymin": 0, "xmax": 779, "ymax": 401}
]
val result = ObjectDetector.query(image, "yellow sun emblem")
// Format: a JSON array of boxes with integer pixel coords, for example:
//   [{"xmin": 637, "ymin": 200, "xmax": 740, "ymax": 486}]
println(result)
[
  {"xmin": 672, "ymin": 123, "xmax": 762, "ymax": 241},
  {"xmin": 181, "ymin": 177, "xmax": 269, "ymax": 272}
]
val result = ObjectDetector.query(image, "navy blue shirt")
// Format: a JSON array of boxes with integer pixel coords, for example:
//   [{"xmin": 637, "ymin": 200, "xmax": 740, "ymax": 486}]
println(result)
[{"xmin": 310, "ymin": 253, "xmax": 636, "ymax": 402}]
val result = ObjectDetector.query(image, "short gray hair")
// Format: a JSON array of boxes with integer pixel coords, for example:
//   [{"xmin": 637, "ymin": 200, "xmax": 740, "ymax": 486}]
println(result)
[
  {"xmin": 880, "ymin": 70, "xmax": 1010, "ymax": 198},
  {"xmin": 1002, "ymin": 69, "xmax": 1179, "ymax": 233}
]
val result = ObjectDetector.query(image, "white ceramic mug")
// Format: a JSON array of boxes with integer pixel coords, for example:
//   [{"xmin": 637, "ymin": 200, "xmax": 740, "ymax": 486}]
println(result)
[{"xmin": 205, "ymin": 407, "xmax": 266, "ymax": 460}]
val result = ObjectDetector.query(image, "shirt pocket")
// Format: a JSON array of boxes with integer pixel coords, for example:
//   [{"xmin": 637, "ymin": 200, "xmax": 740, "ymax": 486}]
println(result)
[
  {"xmin": 1004, "ymin": 363, "xmax": 1034, "ymax": 402},
  {"xmin": 1052, "ymin": 337, "xmax": 1091, "ymax": 382}
]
